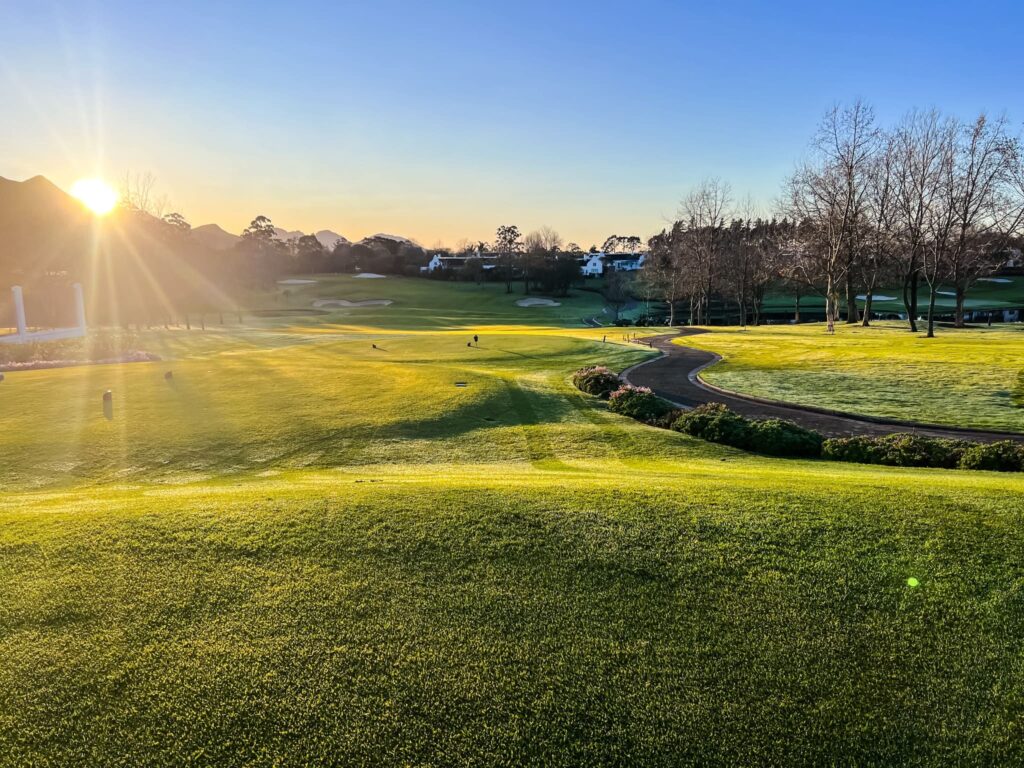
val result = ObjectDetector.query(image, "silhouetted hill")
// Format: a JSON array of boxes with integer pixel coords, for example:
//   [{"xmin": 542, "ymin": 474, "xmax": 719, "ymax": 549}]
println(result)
[
  {"xmin": 192, "ymin": 223, "xmax": 241, "ymax": 251},
  {"xmin": 0, "ymin": 175, "xmax": 229, "ymax": 327},
  {"xmin": 315, "ymin": 230, "xmax": 348, "ymax": 249},
  {"xmin": 0, "ymin": 175, "xmax": 92, "ymax": 281}
]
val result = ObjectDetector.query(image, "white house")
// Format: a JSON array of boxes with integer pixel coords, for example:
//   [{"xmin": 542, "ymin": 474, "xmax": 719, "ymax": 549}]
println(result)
[
  {"xmin": 423, "ymin": 252, "xmax": 500, "ymax": 273},
  {"xmin": 580, "ymin": 253, "xmax": 605, "ymax": 276},
  {"xmin": 610, "ymin": 253, "xmax": 646, "ymax": 272},
  {"xmin": 423, "ymin": 250, "xmax": 648, "ymax": 277}
]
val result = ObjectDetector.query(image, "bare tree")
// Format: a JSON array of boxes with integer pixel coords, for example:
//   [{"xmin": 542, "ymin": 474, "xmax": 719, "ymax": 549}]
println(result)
[
  {"xmin": 679, "ymin": 178, "xmax": 732, "ymax": 325},
  {"xmin": 944, "ymin": 114, "xmax": 1023, "ymax": 328},
  {"xmin": 536, "ymin": 225, "xmax": 562, "ymax": 252},
  {"xmin": 859, "ymin": 136, "xmax": 900, "ymax": 326},
  {"xmin": 120, "ymin": 171, "xmax": 170, "ymax": 217},
  {"xmin": 889, "ymin": 110, "xmax": 954, "ymax": 332},
  {"xmin": 786, "ymin": 102, "xmax": 877, "ymax": 333},
  {"xmin": 645, "ymin": 225, "xmax": 690, "ymax": 326}
]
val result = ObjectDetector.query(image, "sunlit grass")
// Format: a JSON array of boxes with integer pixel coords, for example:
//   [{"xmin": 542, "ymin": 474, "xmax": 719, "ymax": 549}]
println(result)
[
  {"xmin": 681, "ymin": 322, "xmax": 1024, "ymax": 431},
  {"xmin": 2, "ymin": 282, "xmax": 1024, "ymax": 765}
]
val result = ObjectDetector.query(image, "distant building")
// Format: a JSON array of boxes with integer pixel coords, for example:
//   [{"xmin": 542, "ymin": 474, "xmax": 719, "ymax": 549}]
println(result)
[
  {"xmin": 580, "ymin": 253, "xmax": 605, "ymax": 276},
  {"xmin": 609, "ymin": 253, "xmax": 646, "ymax": 272},
  {"xmin": 422, "ymin": 252, "xmax": 499, "ymax": 273},
  {"xmin": 422, "ymin": 250, "xmax": 647, "ymax": 277}
]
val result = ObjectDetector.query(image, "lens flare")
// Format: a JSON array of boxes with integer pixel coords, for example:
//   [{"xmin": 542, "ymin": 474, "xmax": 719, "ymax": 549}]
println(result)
[{"xmin": 70, "ymin": 178, "xmax": 119, "ymax": 215}]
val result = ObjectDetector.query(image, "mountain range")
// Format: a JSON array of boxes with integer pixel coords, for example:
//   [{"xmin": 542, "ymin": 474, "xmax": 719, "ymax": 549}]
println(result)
[{"xmin": 1, "ymin": 175, "xmax": 415, "ymax": 270}]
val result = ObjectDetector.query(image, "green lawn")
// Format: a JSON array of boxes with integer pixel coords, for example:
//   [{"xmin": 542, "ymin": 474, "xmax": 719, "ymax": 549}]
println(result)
[
  {"xmin": 681, "ymin": 322, "xmax": 1024, "ymax": 432},
  {"xmin": 761, "ymin": 276, "xmax": 1024, "ymax": 316},
  {"xmin": 2, "ymin": 278, "xmax": 1024, "ymax": 765},
  {"xmin": 266, "ymin": 273, "xmax": 616, "ymax": 329}
]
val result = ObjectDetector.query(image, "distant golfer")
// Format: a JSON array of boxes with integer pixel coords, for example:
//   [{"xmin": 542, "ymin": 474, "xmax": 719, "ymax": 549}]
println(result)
[
  {"xmin": 473, "ymin": 334, "xmax": 478, "ymax": 344},
  {"xmin": 372, "ymin": 343, "xmax": 377, "ymax": 349}
]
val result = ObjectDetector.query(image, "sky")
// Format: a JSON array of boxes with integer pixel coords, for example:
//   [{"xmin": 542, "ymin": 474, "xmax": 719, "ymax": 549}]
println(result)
[{"xmin": 2, "ymin": 0, "xmax": 1023, "ymax": 248}]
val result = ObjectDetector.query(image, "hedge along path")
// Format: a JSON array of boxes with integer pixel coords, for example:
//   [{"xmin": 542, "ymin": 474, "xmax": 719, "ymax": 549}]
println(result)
[{"xmin": 625, "ymin": 332, "xmax": 1024, "ymax": 444}]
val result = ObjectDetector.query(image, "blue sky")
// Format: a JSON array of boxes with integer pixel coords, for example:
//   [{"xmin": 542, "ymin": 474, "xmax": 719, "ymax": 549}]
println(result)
[{"xmin": 2, "ymin": 0, "xmax": 1022, "ymax": 246}]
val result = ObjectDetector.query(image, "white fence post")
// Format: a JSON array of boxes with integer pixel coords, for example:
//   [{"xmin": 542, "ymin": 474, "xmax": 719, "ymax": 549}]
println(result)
[
  {"xmin": 12, "ymin": 286, "xmax": 27, "ymax": 341},
  {"xmin": 73, "ymin": 282, "xmax": 87, "ymax": 333}
]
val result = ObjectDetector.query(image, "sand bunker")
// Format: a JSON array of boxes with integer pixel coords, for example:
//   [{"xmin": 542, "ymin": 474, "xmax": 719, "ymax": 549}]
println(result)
[
  {"xmin": 312, "ymin": 299, "xmax": 394, "ymax": 308},
  {"xmin": 856, "ymin": 294, "xmax": 897, "ymax": 301},
  {"xmin": 277, "ymin": 279, "xmax": 318, "ymax": 285},
  {"xmin": 937, "ymin": 290, "xmax": 957, "ymax": 296},
  {"xmin": 979, "ymin": 277, "xmax": 1012, "ymax": 283},
  {"xmin": 354, "ymin": 272, "xmax": 386, "ymax": 279},
  {"xmin": 516, "ymin": 298, "xmax": 561, "ymax": 307}
]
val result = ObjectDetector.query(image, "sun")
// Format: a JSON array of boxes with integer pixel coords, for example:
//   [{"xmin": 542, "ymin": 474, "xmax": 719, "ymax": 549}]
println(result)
[{"xmin": 70, "ymin": 178, "xmax": 119, "ymax": 216}]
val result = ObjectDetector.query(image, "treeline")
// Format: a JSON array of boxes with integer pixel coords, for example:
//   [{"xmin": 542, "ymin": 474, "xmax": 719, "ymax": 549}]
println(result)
[
  {"xmin": 427, "ymin": 226, "xmax": 643, "ymax": 299},
  {"xmin": 644, "ymin": 103, "xmax": 1024, "ymax": 334},
  {"xmin": 86, "ymin": 213, "xmax": 433, "ymax": 327},
  {"xmin": 233, "ymin": 217, "xmax": 431, "ymax": 279}
]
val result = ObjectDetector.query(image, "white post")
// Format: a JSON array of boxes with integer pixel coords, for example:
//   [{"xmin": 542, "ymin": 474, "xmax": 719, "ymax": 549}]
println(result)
[
  {"xmin": 11, "ymin": 286, "xmax": 27, "ymax": 340},
  {"xmin": 73, "ymin": 282, "xmax": 87, "ymax": 334}
]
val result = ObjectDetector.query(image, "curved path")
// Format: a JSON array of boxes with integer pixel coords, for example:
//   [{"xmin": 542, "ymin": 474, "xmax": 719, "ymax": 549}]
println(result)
[{"xmin": 623, "ymin": 331, "xmax": 1024, "ymax": 443}]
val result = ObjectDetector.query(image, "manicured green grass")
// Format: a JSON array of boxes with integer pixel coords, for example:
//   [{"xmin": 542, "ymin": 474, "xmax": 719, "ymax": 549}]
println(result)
[
  {"xmin": 762, "ymin": 276, "xmax": 1024, "ymax": 316},
  {"xmin": 682, "ymin": 322, "xmax": 1024, "ymax": 432},
  {"xmin": 2, "ymin": 280, "xmax": 1024, "ymax": 765},
  {"xmin": 266, "ymin": 273, "xmax": 616, "ymax": 329}
]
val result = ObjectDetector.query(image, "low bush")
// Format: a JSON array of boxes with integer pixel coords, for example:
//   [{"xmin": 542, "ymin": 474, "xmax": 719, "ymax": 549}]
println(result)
[
  {"xmin": 607, "ymin": 385, "xmax": 673, "ymax": 423},
  {"xmin": 673, "ymin": 403, "xmax": 822, "ymax": 457},
  {"xmin": 672, "ymin": 403, "xmax": 755, "ymax": 449},
  {"xmin": 822, "ymin": 434, "xmax": 970, "ymax": 468},
  {"xmin": 958, "ymin": 440, "xmax": 1024, "ymax": 472},
  {"xmin": 650, "ymin": 408, "xmax": 686, "ymax": 430},
  {"xmin": 822, "ymin": 436, "xmax": 880, "ymax": 465},
  {"xmin": 748, "ymin": 419, "xmax": 824, "ymax": 458},
  {"xmin": 572, "ymin": 366, "xmax": 621, "ymax": 399}
]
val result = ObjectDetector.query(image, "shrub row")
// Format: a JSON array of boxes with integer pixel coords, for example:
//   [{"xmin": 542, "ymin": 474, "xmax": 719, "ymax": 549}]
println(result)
[
  {"xmin": 672, "ymin": 403, "xmax": 823, "ymax": 457},
  {"xmin": 824, "ymin": 434, "xmax": 1024, "ymax": 472},
  {"xmin": 572, "ymin": 367, "xmax": 1024, "ymax": 472}
]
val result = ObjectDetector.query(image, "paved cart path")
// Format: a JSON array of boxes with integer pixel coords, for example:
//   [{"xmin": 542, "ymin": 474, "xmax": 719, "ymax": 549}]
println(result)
[{"xmin": 623, "ymin": 331, "xmax": 1024, "ymax": 443}]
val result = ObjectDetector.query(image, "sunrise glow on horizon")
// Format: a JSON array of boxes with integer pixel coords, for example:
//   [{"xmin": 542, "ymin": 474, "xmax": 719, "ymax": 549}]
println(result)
[
  {"xmin": 3, "ymin": 1, "xmax": 1024, "ymax": 246},
  {"xmin": 69, "ymin": 178, "xmax": 119, "ymax": 216}
]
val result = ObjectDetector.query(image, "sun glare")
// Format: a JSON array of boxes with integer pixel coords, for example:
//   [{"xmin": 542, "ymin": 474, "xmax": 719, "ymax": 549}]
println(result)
[{"xmin": 70, "ymin": 178, "xmax": 119, "ymax": 216}]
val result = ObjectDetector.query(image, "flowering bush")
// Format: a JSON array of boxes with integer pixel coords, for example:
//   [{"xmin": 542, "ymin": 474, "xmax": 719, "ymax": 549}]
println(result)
[
  {"xmin": 607, "ymin": 385, "xmax": 673, "ymax": 423},
  {"xmin": 572, "ymin": 365, "xmax": 621, "ymax": 399}
]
